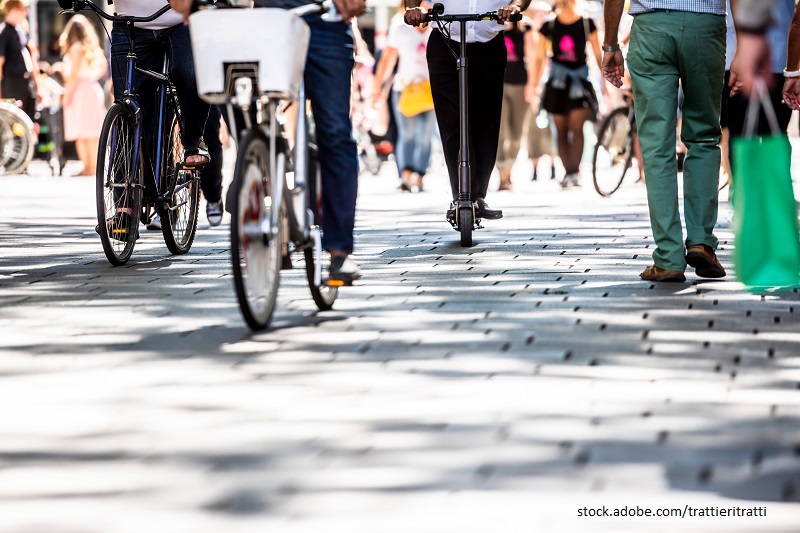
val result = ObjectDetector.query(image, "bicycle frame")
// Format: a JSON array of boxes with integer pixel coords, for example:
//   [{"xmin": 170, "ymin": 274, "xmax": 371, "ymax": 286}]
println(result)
[{"xmin": 117, "ymin": 22, "xmax": 176, "ymax": 202}]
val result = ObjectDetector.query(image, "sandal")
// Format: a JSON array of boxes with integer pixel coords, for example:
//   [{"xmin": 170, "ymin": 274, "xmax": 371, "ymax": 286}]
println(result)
[{"xmin": 183, "ymin": 141, "xmax": 210, "ymax": 168}]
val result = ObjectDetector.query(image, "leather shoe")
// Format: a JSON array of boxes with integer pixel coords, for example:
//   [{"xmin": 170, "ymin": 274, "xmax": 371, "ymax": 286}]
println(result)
[
  {"xmin": 474, "ymin": 198, "xmax": 503, "ymax": 220},
  {"xmin": 640, "ymin": 265, "xmax": 686, "ymax": 282},
  {"xmin": 686, "ymin": 244, "xmax": 726, "ymax": 278}
]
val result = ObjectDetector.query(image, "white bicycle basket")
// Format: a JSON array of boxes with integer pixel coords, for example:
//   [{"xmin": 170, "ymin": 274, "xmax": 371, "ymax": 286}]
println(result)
[{"xmin": 189, "ymin": 8, "xmax": 310, "ymax": 103}]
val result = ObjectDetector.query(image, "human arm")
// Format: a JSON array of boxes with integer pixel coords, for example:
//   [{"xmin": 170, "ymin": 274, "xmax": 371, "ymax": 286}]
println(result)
[
  {"xmin": 523, "ymin": 28, "xmax": 536, "ymax": 105},
  {"xmin": 587, "ymin": 25, "xmax": 602, "ymax": 71},
  {"xmin": 497, "ymin": 0, "xmax": 531, "ymax": 25},
  {"xmin": 169, "ymin": 0, "xmax": 192, "ymax": 24},
  {"xmin": 404, "ymin": 0, "xmax": 427, "ymax": 27},
  {"xmin": 729, "ymin": 0, "xmax": 777, "ymax": 96},
  {"xmin": 601, "ymin": 0, "xmax": 625, "ymax": 88},
  {"xmin": 782, "ymin": 2, "xmax": 800, "ymax": 109},
  {"xmin": 372, "ymin": 46, "xmax": 398, "ymax": 106},
  {"xmin": 529, "ymin": 27, "xmax": 547, "ymax": 109}
]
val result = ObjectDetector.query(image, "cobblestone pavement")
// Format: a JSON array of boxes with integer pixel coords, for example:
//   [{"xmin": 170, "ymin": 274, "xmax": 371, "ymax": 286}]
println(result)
[{"xmin": 1, "ymin": 163, "xmax": 799, "ymax": 532}]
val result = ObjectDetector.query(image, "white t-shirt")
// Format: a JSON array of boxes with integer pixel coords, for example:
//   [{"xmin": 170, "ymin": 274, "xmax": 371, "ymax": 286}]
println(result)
[
  {"xmin": 114, "ymin": 0, "xmax": 184, "ymax": 30},
  {"xmin": 387, "ymin": 15, "xmax": 431, "ymax": 92},
  {"xmin": 432, "ymin": 0, "xmax": 507, "ymax": 43}
]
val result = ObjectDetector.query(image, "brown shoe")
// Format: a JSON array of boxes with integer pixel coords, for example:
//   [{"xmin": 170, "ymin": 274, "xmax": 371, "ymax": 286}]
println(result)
[
  {"xmin": 686, "ymin": 244, "xmax": 726, "ymax": 278},
  {"xmin": 640, "ymin": 265, "xmax": 686, "ymax": 282}
]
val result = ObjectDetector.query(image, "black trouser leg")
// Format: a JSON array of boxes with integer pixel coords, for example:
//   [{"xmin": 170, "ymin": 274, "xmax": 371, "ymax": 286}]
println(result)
[
  {"xmin": 427, "ymin": 31, "xmax": 506, "ymax": 202},
  {"xmin": 200, "ymin": 105, "xmax": 223, "ymax": 203}
]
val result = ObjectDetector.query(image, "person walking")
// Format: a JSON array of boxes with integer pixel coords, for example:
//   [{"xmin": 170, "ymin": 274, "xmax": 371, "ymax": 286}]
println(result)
[
  {"xmin": 495, "ymin": 17, "xmax": 534, "ymax": 190},
  {"xmin": 58, "ymin": 14, "xmax": 107, "ymax": 177},
  {"xmin": 531, "ymin": 0, "xmax": 601, "ymax": 189},
  {"xmin": 373, "ymin": 2, "xmax": 436, "ymax": 193},
  {"xmin": 405, "ymin": 0, "xmax": 530, "ymax": 224},
  {"xmin": 724, "ymin": 0, "xmax": 793, "ymax": 174},
  {"xmin": 173, "ymin": 0, "xmax": 366, "ymax": 283},
  {"xmin": 603, "ymin": 0, "xmax": 727, "ymax": 282},
  {"xmin": 0, "ymin": 0, "xmax": 39, "ymax": 121}
]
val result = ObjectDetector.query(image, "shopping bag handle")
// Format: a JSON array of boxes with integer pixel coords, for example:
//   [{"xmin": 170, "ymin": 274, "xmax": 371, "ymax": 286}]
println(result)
[{"xmin": 744, "ymin": 77, "xmax": 780, "ymax": 137}]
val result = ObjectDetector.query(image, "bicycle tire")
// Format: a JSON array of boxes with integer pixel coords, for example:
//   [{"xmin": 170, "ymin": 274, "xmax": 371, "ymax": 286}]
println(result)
[
  {"xmin": 459, "ymin": 207, "xmax": 473, "ymax": 247},
  {"xmin": 231, "ymin": 129, "xmax": 282, "ymax": 331},
  {"xmin": 96, "ymin": 103, "xmax": 142, "ymax": 266},
  {"xmin": 0, "ymin": 102, "xmax": 35, "ymax": 175},
  {"xmin": 304, "ymin": 150, "xmax": 338, "ymax": 310},
  {"xmin": 592, "ymin": 106, "xmax": 634, "ymax": 197},
  {"xmin": 160, "ymin": 110, "xmax": 200, "ymax": 255}
]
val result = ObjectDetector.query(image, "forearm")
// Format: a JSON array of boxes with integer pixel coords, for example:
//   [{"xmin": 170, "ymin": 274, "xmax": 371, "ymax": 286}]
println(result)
[
  {"xmin": 787, "ymin": 5, "xmax": 800, "ymax": 71},
  {"xmin": 731, "ymin": 0, "xmax": 776, "ymax": 33},
  {"xmin": 404, "ymin": 0, "xmax": 421, "ymax": 9},
  {"xmin": 602, "ymin": 0, "xmax": 625, "ymax": 46},
  {"xmin": 510, "ymin": 0, "xmax": 531, "ymax": 11}
]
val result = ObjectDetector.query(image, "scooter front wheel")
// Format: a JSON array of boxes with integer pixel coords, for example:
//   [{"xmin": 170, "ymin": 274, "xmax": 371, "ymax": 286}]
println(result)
[{"xmin": 459, "ymin": 207, "xmax": 473, "ymax": 247}]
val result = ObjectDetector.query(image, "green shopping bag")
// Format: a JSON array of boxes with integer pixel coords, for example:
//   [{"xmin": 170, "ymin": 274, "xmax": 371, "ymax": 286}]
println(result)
[{"xmin": 732, "ymin": 80, "xmax": 800, "ymax": 288}]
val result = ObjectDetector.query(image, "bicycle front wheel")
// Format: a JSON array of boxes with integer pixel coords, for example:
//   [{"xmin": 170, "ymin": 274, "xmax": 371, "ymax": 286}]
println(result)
[
  {"xmin": 592, "ymin": 107, "xmax": 634, "ymax": 197},
  {"xmin": 161, "ymin": 112, "xmax": 200, "ymax": 255},
  {"xmin": 231, "ymin": 130, "xmax": 282, "ymax": 330},
  {"xmin": 96, "ymin": 103, "xmax": 142, "ymax": 266},
  {"xmin": 0, "ymin": 102, "xmax": 35, "ymax": 175}
]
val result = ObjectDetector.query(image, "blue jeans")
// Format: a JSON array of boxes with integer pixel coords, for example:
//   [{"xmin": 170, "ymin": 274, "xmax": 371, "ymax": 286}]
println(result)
[
  {"xmin": 391, "ymin": 90, "xmax": 436, "ymax": 176},
  {"xmin": 110, "ymin": 23, "xmax": 210, "ymax": 186},
  {"xmin": 302, "ymin": 15, "xmax": 359, "ymax": 254}
]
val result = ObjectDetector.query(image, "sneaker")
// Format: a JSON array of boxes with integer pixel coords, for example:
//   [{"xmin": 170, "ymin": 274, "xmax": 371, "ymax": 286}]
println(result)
[
  {"xmin": 206, "ymin": 200, "xmax": 223, "ymax": 227},
  {"xmin": 560, "ymin": 173, "xmax": 573, "ymax": 189},
  {"xmin": 640, "ymin": 265, "xmax": 686, "ymax": 282},
  {"xmin": 686, "ymin": 244, "xmax": 726, "ymax": 278},
  {"xmin": 147, "ymin": 213, "xmax": 161, "ymax": 231},
  {"xmin": 328, "ymin": 255, "xmax": 361, "ymax": 286}
]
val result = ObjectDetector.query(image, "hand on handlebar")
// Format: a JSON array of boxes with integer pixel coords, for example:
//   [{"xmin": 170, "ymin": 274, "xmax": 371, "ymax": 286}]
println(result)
[
  {"xmin": 404, "ymin": 6, "xmax": 429, "ymax": 27},
  {"xmin": 496, "ymin": 4, "xmax": 520, "ymax": 24}
]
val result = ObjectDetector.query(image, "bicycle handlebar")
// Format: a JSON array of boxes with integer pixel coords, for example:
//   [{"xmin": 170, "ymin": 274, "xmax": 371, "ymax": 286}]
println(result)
[
  {"xmin": 59, "ymin": 0, "xmax": 172, "ymax": 24},
  {"xmin": 424, "ymin": 2, "xmax": 522, "ymax": 22}
]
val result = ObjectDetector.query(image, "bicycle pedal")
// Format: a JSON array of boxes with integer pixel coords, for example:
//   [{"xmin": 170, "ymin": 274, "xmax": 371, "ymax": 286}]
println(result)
[{"xmin": 327, "ymin": 279, "xmax": 347, "ymax": 287}]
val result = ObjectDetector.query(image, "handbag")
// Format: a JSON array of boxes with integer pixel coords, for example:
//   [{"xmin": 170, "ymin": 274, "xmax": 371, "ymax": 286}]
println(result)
[
  {"xmin": 398, "ymin": 79, "xmax": 434, "ymax": 117},
  {"xmin": 732, "ymin": 78, "xmax": 800, "ymax": 288}
]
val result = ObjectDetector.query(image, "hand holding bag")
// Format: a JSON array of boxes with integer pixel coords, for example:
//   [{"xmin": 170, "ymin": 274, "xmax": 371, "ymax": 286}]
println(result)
[
  {"xmin": 732, "ymin": 78, "xmax": 800, "ymax": 288},
  {"xmin": 397, "ymin": 78, "xmax": 434, "ymax": 117}
]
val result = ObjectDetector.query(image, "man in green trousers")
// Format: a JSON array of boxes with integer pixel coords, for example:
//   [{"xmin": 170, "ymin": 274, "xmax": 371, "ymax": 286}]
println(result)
[{"xmin": 602, "ymin": 0, "xmax": 727, "ymax": 282}]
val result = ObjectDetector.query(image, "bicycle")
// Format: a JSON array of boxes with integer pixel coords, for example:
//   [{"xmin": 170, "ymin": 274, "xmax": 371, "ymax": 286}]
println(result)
[
  {"xmin": 423, "ymin": 3, "xmax": 520, "ymax": 247},
  {"xmin": 61, "ymin": 1, "xmax": 201, "ymax": 266},
  {"xmin": 189, "ymin": 0, "xmax": 341, "ymax": 330},
  {"xmin": 0, "ymin": 99, "xmax": 35, "ymax": 175},
  {"xmin": 592, "ymin": 89, "xmax": 639, "ymax": 197}
]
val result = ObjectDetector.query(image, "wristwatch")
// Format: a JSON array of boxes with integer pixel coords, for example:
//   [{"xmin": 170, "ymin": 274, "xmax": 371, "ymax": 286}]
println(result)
[{"xmin": 602, "ymin": 43, "xmax": 620, "ymax": 53}]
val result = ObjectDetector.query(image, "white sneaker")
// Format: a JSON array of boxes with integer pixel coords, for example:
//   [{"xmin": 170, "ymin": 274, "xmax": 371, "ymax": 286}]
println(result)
[
  {"xmin": 206, "ymin": 200, "xmax": 223, "ymax": 227},
  {"xmin": 146, "ymin": 213, "xmax": 161, "ymax": 231}
]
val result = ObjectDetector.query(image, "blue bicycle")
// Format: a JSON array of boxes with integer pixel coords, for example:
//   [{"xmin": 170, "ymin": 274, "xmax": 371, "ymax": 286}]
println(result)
[{"xmin": 62, "ymin": 0, "xmax": 201, "ymax": 265}]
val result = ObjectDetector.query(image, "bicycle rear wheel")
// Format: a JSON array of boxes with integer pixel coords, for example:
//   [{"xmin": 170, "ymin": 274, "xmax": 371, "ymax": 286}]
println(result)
[
  {"xmin": 592, "ymin": 107, "xmax": 634, "ymax": 197},
  {"xmin": 0, "ymin": 102, "xmax": 35, "ymax": 175},
  {"xmin": 160, "ymin": 112, "xmax": 200, "ymax": 255},
  {"xmin": 231, "ymin": 130, "xmax": 282, "ymax": 330},
  {"xmin": 96, "ymin": 103, "xmax": 142, "ymax": 265}
]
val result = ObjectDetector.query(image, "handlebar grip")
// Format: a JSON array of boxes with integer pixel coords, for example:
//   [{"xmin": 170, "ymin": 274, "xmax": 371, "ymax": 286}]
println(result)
[{"xmin": 509, "ymin": 13, "xmax": 522, "ymax": 22}]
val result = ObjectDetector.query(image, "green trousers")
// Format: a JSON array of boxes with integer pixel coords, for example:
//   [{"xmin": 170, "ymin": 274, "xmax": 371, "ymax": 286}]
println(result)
[{"xmin": 628, "ymin": 11, "xmax": 726, "ymax": 271}]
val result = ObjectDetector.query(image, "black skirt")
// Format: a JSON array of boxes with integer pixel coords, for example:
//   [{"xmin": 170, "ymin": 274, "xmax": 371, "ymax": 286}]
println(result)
[{"xmin": 541, "ymin": 77, "xmax": 597, "ymax": 116}]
